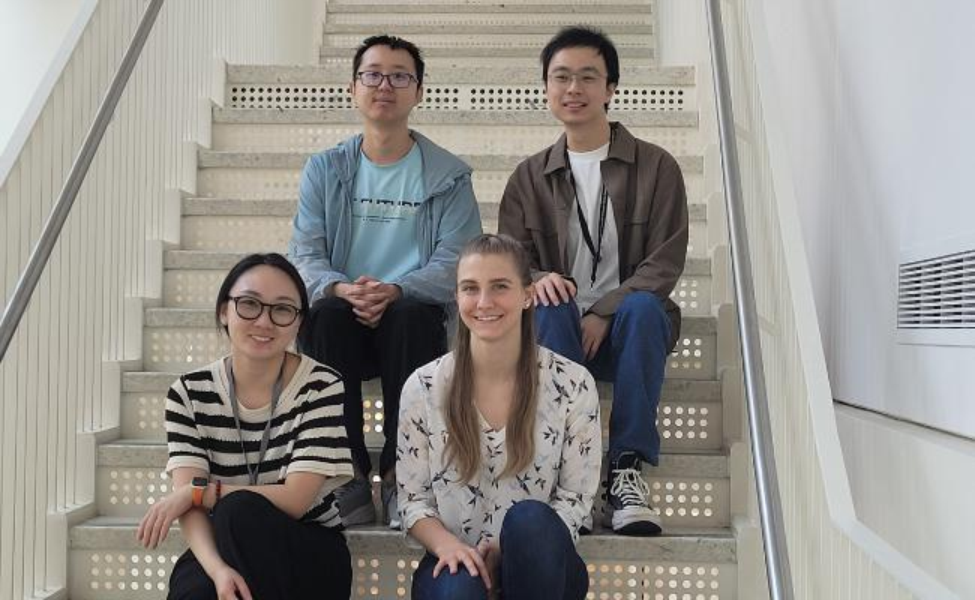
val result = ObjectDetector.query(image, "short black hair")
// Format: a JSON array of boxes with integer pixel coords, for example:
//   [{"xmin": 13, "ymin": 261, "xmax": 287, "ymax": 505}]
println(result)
[
  {"xmin": 352, "ymin": 35, "xmax": 425, "ymax": 86},
  {"xmin": 540, "ymin": 26, "xmax": 620, "ymax": 87},
  {"xmin": 214, "ymin": 253, "xmax": 310, "ymax": 337}
]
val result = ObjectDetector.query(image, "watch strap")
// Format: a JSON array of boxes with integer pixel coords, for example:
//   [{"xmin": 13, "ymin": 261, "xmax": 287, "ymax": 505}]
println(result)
[{"xmin": 191, "ymin": 477, "xmax": 208, "ymax": 507}]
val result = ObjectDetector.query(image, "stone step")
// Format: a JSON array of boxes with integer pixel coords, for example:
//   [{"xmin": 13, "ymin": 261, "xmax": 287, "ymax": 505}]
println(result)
[
  {"xmin": 94, "ymin": 441, "xmax": 730, "ymax": 531},
  {"xmin": 123, "ymin": 371, "xmax": 721, "ymax": 399},
  {"xmin": 225, "ymin": 81, "xmax": 691, "ymax": 114},
  {"xmin": 328, "ymin": 0, "xmax": 651, "ymax": 5},
  {"xmin": 325, "ymin": 2, "xmax": 653, "ymax": 15},
  {"xmin": 140, "ymin": 304, "xmax": 718, "ymax": 377},
  {"xmin": 180, "ymin": 197, "xmax": 708, "ymax": 221},
  {"xmin": 196, "ymin": 149, "xmax": 703, "ymax": 173},
  {"xmin": 145, "ymin": 307, "xmax": 715, "ymax": 332},
  {"xmin": 320, "ymin": 49, "xmax": 655, "ymax": 70},
  {"xmin": 176, "ymin": 214, "xmax": 708, "ymax": 262},
  {"xmin": 213, "ymin": 107, "xmax": 696, "ymax": 126},
  {"xmin": 194, "ymin": 166, "xmax": 703, "ymax": 206},
  {"xmin": 211, "ymin": 123, "xmax": 702, "ymax": 159},
  {"xmin": 323, "ymin": 23, "xmax": 653, "ymax": 36},
  {"xmin": 69, "ymin": 519, "xmax": 736, "ymax": 600},
  {"xmin": 161, "ymin": 266, "xmax": 712, "ymax": 322},
  {"xmin": 163, "ymin": 250, "xmax": 700, "ymax": 276},
  {"xmin": 162, "ymin": 249, "xmax": 710, "ymax": 276},
  {"xmin": 175, "ymin": 197, "xmax": 709, "ymax": 261},
  {"xmin": 320, "ymin": 33, "xmax": 653, "ymax": 56},
  {"xmin": 326, "ymin": 14, "xmax": 651, "ymax": 31},
  {"xmin": 140, "ymin": 325, "xmax": 716, "ymax": 378},
  {"xmin": 225, "ymin": 64, "xmax": 692, "ymax": 86},
  {"xmin": 192, "ymin": 165, "xmax": 706, "ymax": 239},
  {"xmin": 97, "ymin": 442, "xmax": 727, "ymax": 477},
  {"xmin": 161, "ymin": 250, "xmax": 709, "ymax": 278},
  {"xmin": 193, "ymin": 149, "xmax": 705, "ymax": 217},
  {"xmin": 121, "ymin": 371, "xmax": 723, "ymax": 451},
  {"xmin": 160, "ymin": 248, "xmax": 712, "ymax": 319}
]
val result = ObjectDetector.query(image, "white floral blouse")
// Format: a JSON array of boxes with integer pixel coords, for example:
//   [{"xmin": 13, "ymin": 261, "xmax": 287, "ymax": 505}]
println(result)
[{"xmin": 396, "ymin": 347, "xmax": 602, "ymax": 547}]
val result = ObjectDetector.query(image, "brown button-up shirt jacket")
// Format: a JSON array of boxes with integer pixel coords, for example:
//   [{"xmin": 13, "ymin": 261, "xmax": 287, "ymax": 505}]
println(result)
[{"xmin": 498, "ymin": 123, "xmax": 689, "ymax": 351}]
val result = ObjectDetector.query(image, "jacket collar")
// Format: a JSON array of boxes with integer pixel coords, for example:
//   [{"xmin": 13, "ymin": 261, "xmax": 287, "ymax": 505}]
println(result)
[
  {"xmin": 331, "ymin": 129, "xmax": 471, "ymax": 198},
  {"xmin": 542, "ymin": 122, "xmax": 636, "ymax": 175}
]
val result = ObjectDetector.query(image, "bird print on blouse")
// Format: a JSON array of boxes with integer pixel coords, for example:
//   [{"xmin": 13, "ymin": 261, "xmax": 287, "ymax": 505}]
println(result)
[{"xmin": 396, "ymin": 347, "xmax": 602, "ymax": 547}]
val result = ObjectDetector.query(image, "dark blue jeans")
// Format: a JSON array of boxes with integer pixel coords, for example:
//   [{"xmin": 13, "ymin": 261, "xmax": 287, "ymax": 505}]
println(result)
[
  {"xmin": 535, "ymin": 292, "xmax": 671, "ymax": 465},
  {"xmin": 411, "ymin": 501, "xmax": 588, "ymax": 600}
]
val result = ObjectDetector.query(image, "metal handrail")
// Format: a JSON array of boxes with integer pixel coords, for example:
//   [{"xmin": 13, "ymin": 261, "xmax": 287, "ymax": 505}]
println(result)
[
  {"xmin": 0, "ymin": 0, "xmax": 166, "ymax": 363},
  {"xmin": 704, "ymin": 0, "xmax": 795, "ymax": 598}
]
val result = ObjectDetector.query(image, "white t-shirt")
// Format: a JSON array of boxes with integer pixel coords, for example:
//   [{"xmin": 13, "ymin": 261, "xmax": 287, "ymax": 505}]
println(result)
[{"xmin": 566, "ymin": 143, "xmax": 620, "ymax": 313}]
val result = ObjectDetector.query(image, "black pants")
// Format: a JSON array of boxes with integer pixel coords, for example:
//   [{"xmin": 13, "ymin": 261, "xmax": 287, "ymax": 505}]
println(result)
[
  {"xmin": 299, "ymin": 296, "xmax": 447, "ymax": 477},
  {"xmin": 168, "ymin": 491, "xmax": 351, "ymax": 600}
]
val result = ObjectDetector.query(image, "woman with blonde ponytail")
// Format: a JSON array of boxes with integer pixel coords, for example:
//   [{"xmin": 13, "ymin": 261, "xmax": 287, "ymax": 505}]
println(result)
[{"xmin": 397, "ymin": 234, "xmax": 601, "ymax": 600}]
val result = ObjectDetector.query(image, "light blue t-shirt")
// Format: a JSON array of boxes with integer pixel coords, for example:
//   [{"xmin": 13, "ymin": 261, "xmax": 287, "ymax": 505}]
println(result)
[{"xmin": 345, "ymin": 143, "xmax": 425, "ymax": 282}]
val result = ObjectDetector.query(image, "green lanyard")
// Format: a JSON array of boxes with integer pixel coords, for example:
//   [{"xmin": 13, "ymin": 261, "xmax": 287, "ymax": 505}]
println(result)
[{"xmin": 224, "ymin": 357, "xmax": 286, "ymax": 485}]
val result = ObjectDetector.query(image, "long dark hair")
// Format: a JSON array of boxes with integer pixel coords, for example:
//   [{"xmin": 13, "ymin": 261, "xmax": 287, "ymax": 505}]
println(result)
[
  {"xmin": 444, "ymin": 234, "xmax": 539, "ymax": 482},
  {"xmin": 214, "ymin": 253, "xmax": 309, "ymax": 338}
]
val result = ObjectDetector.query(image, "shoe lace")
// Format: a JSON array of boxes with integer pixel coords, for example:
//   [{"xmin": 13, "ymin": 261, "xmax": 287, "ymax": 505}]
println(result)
[{"xmin": 610, "ymin": 467, "xmax": 652, "ymax": 508}]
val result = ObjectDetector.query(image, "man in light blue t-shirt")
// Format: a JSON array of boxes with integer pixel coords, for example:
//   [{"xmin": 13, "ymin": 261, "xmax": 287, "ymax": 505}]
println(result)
[{"xmin": 289, "ymin": 35, "xmax": 482, "ymax": 529}]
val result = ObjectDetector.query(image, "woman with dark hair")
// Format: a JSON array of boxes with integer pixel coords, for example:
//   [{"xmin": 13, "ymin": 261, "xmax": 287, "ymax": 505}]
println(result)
[
  {"xmin": 137, "ymin": 253, "xmax": 354, "ymax": 600},
  {"xmin": 398, "ymin": 234, "xmax": 601, "ymax": 600}
]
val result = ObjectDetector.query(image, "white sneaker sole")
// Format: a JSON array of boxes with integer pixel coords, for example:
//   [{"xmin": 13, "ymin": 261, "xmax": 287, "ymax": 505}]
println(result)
[{"xmin": 609, "ymin": 506, "xmax": 663, "ymax": 536}]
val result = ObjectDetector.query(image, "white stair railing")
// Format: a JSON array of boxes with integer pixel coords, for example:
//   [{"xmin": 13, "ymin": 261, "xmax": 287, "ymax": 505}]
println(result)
[
  {"xmin": 0, "ymin": 2, "xmax": 319, "ymax": 596},
  {"xmin": 703, "ymin": 0, "xmax": 793, "ymax": 597}
]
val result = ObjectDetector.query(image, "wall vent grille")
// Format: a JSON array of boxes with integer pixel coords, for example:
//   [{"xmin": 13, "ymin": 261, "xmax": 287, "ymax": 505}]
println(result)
[{"xmin": 898, "ymin": 250, "xmax": 975, "ymax": 328}]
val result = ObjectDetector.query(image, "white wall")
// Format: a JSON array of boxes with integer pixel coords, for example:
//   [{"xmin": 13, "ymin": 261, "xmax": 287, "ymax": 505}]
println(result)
[
  {"xmin": 755, "ymin": 0, "xmax": 975, "ymax": 438},
  {"xmin": 0, "ymin": 0, "xmax": 326, "ymax": 187},
  {"xmin": 837, "ymin": 404, "xmax": 975, "ymax": 597},
  {"xmin": 0, "ymin": 0, "xmax": 91, "ymax": 180}
]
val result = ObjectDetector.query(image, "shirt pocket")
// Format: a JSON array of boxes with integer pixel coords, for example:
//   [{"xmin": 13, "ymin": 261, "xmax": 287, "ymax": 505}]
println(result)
[{"xmin": 523, "ymin": 211, "xmax": 560, "ymax": 267}]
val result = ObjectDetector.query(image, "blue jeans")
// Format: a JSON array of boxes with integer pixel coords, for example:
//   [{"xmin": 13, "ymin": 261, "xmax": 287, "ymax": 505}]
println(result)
[
  {"xmin": 535, "ymin": 292, "xmax": 671, "ymax": 465},
  {"xmin": 411, "ymin": 501, "xmax": 588, "ymax": 600}
]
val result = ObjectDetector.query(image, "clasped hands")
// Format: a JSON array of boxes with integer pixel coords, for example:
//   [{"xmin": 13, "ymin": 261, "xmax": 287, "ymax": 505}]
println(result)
[{"xmin": 334, "ymin": 276, "xmax": 402, "ymax": 328}]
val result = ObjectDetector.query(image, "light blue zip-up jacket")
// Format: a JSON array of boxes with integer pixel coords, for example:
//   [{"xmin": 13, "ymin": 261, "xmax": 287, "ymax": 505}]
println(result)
[{"xmin": 288, "ymin": 131, "xmax": 482, "ymax": 310}]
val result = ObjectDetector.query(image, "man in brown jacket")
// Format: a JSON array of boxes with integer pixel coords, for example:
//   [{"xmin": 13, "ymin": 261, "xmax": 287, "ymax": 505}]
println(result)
[{"xmin": 498, "ymin": 26, "xmax": 688, "ymax": 537}]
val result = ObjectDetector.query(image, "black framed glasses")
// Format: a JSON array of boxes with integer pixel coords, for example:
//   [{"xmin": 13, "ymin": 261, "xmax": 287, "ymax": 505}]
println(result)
[
  {"xmin": 356, "ymin": 71, "xmax": 418, "ymax": 89},
  {"xmin": 229, "ymin": 296, "xmax": 302, "ymax": 327},
  {"xmin": 546, "ymin": 71, "xmax": 607, "ymax": 88}
]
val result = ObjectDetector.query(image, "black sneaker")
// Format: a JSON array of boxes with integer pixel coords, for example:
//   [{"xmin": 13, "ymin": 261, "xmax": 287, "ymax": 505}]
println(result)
[
  {"xmin": 335, "ymin": 476, "xmax": 376, "ymax": 527},
  {"xmin": 601, "ymin": 452, "xmax": 662, "ymax": 536}
]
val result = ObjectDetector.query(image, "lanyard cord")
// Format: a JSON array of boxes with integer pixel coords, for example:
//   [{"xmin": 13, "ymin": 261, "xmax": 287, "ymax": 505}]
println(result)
[
  {"xmin": 225, "ymin": 356, "xmax": 286, "ymax": 485},
  {"xmin": 565, "ymin": 127, "xmax": 616, "ymax": 286}
]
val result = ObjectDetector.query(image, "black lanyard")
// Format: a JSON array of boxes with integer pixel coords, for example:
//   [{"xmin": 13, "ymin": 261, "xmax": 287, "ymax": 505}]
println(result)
[
  {"xmin": 225, "ymin": 357, "xmax": 286, "ymax": 485},
  {"xmin": 565, "ymin": 128, "xmax": 615, "ymax": 286}
]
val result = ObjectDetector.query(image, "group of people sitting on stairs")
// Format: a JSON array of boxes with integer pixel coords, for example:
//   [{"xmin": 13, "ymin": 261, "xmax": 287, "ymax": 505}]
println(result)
[{"xmin": 136, "ymin": 25, "xmax": 688, "ymax": 600}]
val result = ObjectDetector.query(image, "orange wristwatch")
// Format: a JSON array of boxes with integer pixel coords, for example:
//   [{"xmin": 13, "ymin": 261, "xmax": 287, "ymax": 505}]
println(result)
[{"xmin": 191, "ymin": 477, "xmax": 208, "ymax": 507}]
